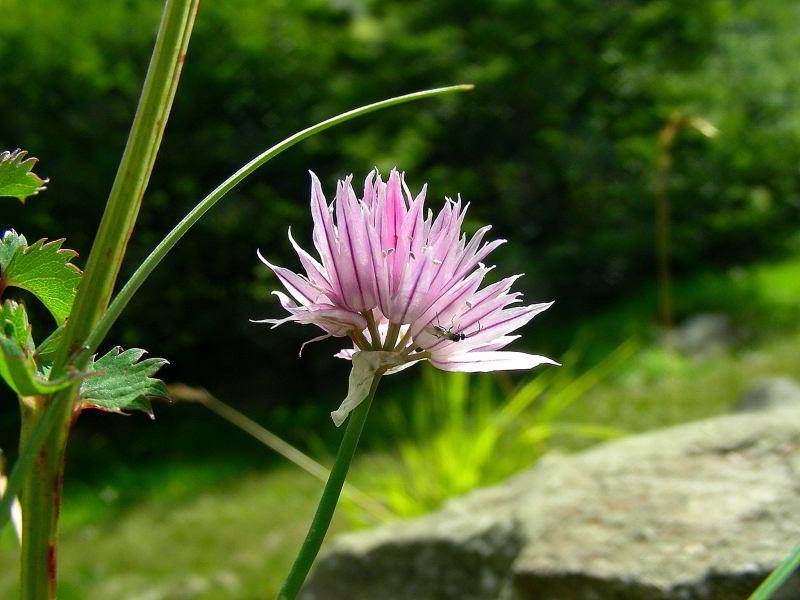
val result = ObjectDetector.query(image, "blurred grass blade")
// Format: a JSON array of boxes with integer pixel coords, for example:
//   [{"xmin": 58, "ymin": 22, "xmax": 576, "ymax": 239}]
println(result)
[
  {"xmin": 525, "ymin": 422, "xmax": 626, "ymax": 442},
  {"xmin": 168, "ymin": 383, "xmax": 394, "ymax": 523},
  {"xmin": 535, "ymin": 338, "xmax": 638, "ymax": 424},
  {"xmin": 747, "ymin": 546, "xmax": 799, "ymax": 600}
]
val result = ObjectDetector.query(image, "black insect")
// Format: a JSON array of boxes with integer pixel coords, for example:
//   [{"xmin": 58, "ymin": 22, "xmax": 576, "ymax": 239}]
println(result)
[{"xmin": 426, "ymin": 323, "xmax": 467, "ymax": 342}]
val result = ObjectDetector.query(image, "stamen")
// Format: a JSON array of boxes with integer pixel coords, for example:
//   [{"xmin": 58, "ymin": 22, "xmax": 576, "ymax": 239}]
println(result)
[
  {"xmin": 350, "ymin": 328, "xmax": 371, "ymax": 351},
  {"xmin": 394, "ymin": 329, "xmax": 414, "ymax": 352},
  {"xmin": 383, "ymin": 322, "xmax": 401, "ymax": 350},
  {"xmin": 362, "ymin": 311, "xmax": 382, "ymax": 350}
]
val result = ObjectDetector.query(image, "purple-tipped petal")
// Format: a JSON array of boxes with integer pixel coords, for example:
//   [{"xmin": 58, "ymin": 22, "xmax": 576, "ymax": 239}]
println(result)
[
  {"xmin": 334, "ymin": 177, "xmax": 376, "ymax": 312},
  {"xmin": 310, "ymin": 171, "xmax": 342, "ymax": 294},
  {"xmin": 257, "ymin": 250, "xmax": 327, "ymax": 307},
  {"xmin": 287, "ymin": 228, "xmax": 335, "ymax": 296},
  {"xmin": 452, "ymin": 302, "xmax": 554, "ymax": 353}
]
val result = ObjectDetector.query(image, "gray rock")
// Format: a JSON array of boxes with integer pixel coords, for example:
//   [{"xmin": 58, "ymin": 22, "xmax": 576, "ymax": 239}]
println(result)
[
  {"xmin": 671, "ymin": 313, "xmax": 736, "ymax": 357},
  {"xmin": 734, "ymin": 376, "xmax": 800, "ymax": 412},
  {"xmin": 302, "ymin": 409, "xmax": 800, "ymax": 600}
]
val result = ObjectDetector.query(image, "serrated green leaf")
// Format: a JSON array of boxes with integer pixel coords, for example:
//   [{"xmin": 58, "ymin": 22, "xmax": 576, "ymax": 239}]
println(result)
[
  {"xmin": 1, "ymin": 300, "xmax": 34, "ymax": 355},
  {"xmin": 0, "ymin": 230, "xmax": 82, "ymax": 325},
  {"xmin": 0, "ymin": 149, "xmax": 48, "ymax": 202},
  {"xmin": 0, "ymin": 230, "xmax": 26, "ymax": 274},
  {"xmin": 0, "ymin": 330, "xmax": 84, "ymax": 397},
  {"xmin": 79, "ymin": 347, "xmax": 169, "ymax": 418}
]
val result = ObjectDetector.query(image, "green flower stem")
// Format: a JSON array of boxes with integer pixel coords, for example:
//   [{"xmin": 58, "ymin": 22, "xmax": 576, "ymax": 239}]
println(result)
[
  {"xmin": 276, "ymin": 373, "xmax": 383, "ymax": 600},
  {"xmin": 16, "ymin": 397, "xmax": 63, "ymax": 600},
  {"xmin": 747, "ymin": 546, "xmax": 800, "ymax": 600},
  {"xmin": 85, "ymin": 84, "xmax": 473, "ymax": 353},
  {"xmin": 14, "ymin": 2, "xmax": 198, "ymax": 598}
]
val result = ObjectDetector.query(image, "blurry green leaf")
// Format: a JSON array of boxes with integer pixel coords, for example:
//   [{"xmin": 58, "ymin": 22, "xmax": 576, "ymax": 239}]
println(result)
[
  {"xmin": 0, "ymin": 149, "xmax": 48, "ymax": 202},
  {"xmin": 523, "ymin": 422, "xmax": 626, "ymax": 444},
  {"xmin": 0, "ymin": 230, "xmax": 82, "ymax": 324},
  {"xmin": 79, "ymin": 347, "xmax": 169, "ymax": 418},
  {"xmin": 0, "ymin": 301, "xmax": 84, "ymax": 396}
]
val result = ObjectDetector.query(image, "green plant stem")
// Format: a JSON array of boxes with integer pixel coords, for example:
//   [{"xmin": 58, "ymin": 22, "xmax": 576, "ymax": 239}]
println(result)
[
  {"xmin": 85, "ymin": 84, "xmax": 473, "ymax": 353},
  {"xmin": 747, "ymin": 546, "xmax": 800, "ymax": 600},
  {"xmin": 17, "ymin": 397, "xmax": 64, "ymax": 600},
  {"xmin": 0, "ymin": 393, "xmax": 66, "ymax": 531},
  {"xmin": 52, "ymin": 1, "xmax": 197, "ymax": 373},
  {"xmin": 14, "ymin": 2, "xmax": 198, "ymax": 598},
  {"xmin": 276, "ymin": 373, "xmax": 383, "ymax": 600}
]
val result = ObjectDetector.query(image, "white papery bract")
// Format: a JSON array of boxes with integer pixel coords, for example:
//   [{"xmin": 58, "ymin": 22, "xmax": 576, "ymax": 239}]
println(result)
[{"xmin": 255, "ymin": 169, "xmax": 556, "ymax": 374}]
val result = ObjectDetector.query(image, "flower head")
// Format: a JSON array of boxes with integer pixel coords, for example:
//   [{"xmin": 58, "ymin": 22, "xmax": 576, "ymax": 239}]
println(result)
[{"xmin": 256, "ymin": 169, "xmax": 556, "ymax": 378}]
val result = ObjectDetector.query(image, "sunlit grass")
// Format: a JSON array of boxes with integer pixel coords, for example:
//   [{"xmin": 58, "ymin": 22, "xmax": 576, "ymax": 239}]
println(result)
[
  {"xmin": 564, "ymin": 332, "xmax": 800, "ymax": 435},
  {"xmin": 1, "ymin": 465, "xmax": 346, "ymax": 599}
]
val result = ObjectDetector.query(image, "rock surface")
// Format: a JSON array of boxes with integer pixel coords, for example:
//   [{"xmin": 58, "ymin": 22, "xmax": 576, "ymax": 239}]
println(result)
[
  {"xmin": 734, "ymin": 375, "xmax": 800, "ymax": 412},
  {"xmin": 301, "ymin": 408, "xmax": 800, "ymax": 600},
  {"xmin": 671, "ymin": 313, "xmax": 736, "ymax": 357}
]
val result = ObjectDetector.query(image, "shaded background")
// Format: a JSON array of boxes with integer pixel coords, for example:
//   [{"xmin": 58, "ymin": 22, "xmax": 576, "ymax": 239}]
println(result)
[{"xmin": 2, "ymin": 0, "xmax": 800, "ymax": 509}]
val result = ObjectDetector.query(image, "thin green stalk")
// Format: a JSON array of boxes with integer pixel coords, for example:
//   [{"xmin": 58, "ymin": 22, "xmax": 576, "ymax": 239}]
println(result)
[
  {"xmin": 53, "ymin": 0, "xmax": 197, "ymax": 373},
  {"xmin": 169, "ymin": 383, "xmax": 394, "ymax": 523},
  {"xmin": 15, "ymin": 2, "xmax": 198, "ymax": 597},
  {"xmin": 0, "ymin": 393, "xmax": 66, "ymax": 531},
  {"xmin": 277, "ymin": 373, "xmax": 383, "ymax": 600},
  {"xmin": 747, "ymin": 546, "xmax": 799, "ymax": 600},
  {"xmin": 85, "ymin": 84, "xmax": 473, "ymax": 353},
  {"xmin": 17, "ymin": 397, "xmax": 63, "ymax": 600}
]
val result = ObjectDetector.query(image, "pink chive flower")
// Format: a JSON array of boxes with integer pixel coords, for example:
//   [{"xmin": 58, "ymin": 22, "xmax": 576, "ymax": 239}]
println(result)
[{"xmin": 255, "ymin": 169, "xmax": 556, "ymax": 379}]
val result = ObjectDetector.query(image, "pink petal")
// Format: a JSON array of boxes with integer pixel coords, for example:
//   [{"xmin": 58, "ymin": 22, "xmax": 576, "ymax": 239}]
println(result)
[
  {"xmin": 335, "ymin": 177, "xmax": 376, "ymax": 312},
  {"xmin": 257, "ymin": 250, "xmax": 327, "ymax": 306},
  {"xmin": 469, "ymin": 335, "xmax": 520, "ymax": 352},
  {"xmin": 362, "ymin": 170, "xmax": 377, "ymax": 210},
  {"xmin": 367, "ymin": 220, "xmax": 391, "ymax": 319},
  {"xmin": 408, "ymin": 264, "xmax": 489, "ymax": 343},
  {"xmin": 287, "ymin": 227, "xmax": 334, "ymax": 295},
  {"xmin": 453, "ymin": 302, "xmax": 553, "ymax": 354},
  {"xmin": 299, "ymin": 332, "xmax": 332, "ymax": 356},
  {"xmin": 384, "ymin": 169, "xmax": 409, "ymax": 288},
  {"xmin": 390, "ymin": 249, "xmax": 437, "ymax": 324},
  {"xmin": 310, "ymin": 171, "xmax": 342, "ymax": 294},
  {"xmin": 430, "ymin": 351, "xmax": 559, "ymax": 372}
]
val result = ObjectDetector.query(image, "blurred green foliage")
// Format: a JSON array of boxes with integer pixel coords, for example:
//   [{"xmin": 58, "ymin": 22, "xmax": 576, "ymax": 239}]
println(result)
[
  {"xmin": 1, "ymin": 0, "xmax": 799, "ymax": 409},
  {"xmin": 360, "ymin": 340, "xmax": 634, "ymax": 517}
]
